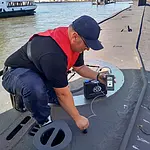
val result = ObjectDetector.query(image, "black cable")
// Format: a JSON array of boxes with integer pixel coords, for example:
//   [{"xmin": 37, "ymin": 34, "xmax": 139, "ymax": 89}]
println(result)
[
  {"xmin": 138, "ymin": 125, "xmax": 150, "ymax": 135},
  {"xmin": 68, "ymin": 72, "xmax": 76, "ymax": 81},
  {"xmin": 85, "ymin": 64, "xmax": 100, "ymax": 68},
  {"xmin": 71, "ymin": 87, "xmax": 84, "ymax": 94}
]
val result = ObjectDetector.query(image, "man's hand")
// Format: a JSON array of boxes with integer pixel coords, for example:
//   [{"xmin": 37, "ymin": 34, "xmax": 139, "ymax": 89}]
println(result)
[
  {"xmin": 97, "ymin": 73, "xmax": 107, "ymax": 85},
  {"xmin": 98, "ymin": 68, "xmax": 110, "ymax": 85},
  {"xmin": 98, "ymin": 68, "xmax": 116, "ymax": 85},
  {"xmin": 54, "ymin": 86, "xmax": 89, "ymax": 131},
  {"xmin": 74, "ymin": 115, "xmax": 89, "ymax": 131}
]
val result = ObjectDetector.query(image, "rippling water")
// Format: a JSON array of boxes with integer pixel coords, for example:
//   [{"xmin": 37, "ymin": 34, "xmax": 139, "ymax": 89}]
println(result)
[{"xmin": 0, "ymin": 1, "xmax": 132, "ymax": 69}]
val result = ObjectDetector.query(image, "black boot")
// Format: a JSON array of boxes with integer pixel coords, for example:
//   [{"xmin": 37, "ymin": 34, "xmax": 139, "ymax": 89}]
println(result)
[{"xmin": 10, "ymin": 94, "xmax": 27, "ymax": 112}]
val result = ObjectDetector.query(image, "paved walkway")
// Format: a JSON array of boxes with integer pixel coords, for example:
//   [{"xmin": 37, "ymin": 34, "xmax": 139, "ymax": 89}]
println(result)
[{"xmin": 85, "ymin": 1, "xmax": 143, "ymax": 70}]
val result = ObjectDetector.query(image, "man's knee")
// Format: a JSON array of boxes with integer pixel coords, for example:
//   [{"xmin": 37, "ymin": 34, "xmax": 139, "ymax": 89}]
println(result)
[{"xmin": 22, "ymin": 83, "xmax": 47, "ymax": 100}]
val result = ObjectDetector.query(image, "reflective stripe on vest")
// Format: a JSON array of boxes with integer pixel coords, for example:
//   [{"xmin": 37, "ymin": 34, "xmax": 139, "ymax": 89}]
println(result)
[{"xmin": 30, "ymin": 27, "xmax": 80, "ymax": 70}]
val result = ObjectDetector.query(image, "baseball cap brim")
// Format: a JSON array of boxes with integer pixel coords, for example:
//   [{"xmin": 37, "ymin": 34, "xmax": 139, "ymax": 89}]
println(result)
[{"xmin": 85, "ymin": 39, "xmax": 103, "ymax": 50}]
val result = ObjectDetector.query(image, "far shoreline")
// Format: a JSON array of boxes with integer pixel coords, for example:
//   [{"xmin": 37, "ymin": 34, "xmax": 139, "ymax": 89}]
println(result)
[{"xmin": 35, "ymin": 1, "xmax": 90, "ymax": 3}]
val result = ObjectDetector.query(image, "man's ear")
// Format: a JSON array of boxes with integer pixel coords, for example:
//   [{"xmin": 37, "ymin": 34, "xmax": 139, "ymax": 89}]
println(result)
[{"xmin": 71, "ymin": 32, "xmax": 78, "ymax": 43}]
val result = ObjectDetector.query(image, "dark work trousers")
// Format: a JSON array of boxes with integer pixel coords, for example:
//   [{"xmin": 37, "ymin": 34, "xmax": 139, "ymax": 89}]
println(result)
[{"xmin": 2, "ymin": 68, "xmax": 59, "ymax": 124}]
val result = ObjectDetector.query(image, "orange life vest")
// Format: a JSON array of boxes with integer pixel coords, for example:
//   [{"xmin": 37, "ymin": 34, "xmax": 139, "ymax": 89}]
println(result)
[{"xmin": 30, "ymin": 27, "xmax": 80, "ymax": 70}]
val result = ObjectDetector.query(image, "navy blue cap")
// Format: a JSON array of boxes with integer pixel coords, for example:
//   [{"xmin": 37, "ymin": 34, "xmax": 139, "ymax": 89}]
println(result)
[{"xmin": 71, "ymin": 15, "xmax": 103, "ymax": 50}]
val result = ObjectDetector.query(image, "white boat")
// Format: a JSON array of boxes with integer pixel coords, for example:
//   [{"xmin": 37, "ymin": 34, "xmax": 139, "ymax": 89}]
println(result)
[
  {"xmin": 92, "ymin": 0, "xmax": 116, "ymax": 5},
  {"xmin": 0, "ymin": 0, "xmax": 37, "ymax": 18}
]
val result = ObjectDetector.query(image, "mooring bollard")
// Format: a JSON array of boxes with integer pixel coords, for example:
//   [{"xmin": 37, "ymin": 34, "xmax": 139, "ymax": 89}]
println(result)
[{"xmin": 33, "ymin": 120, "xmax": 72, "ymax": 150}]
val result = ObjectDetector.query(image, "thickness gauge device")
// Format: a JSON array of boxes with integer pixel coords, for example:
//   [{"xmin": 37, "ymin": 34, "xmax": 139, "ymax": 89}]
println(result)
[
  {"xmin": 106, "ymin": 75, "xmax": 115, "ymax": 91},
  {"xmin": 83, "ymin": 80, "xmax": 107, "ymax": 99}
]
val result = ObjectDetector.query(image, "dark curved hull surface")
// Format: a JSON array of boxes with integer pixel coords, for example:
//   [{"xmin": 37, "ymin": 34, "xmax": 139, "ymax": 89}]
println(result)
[{"xmin": 0, "ymin": 9, "xmax": 36, "ymax": 18}]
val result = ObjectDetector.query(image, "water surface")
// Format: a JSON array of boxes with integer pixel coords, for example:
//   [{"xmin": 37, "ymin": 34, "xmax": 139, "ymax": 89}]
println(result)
[{"xmin": 0, "ymin": 1, "xmax": 132, "ymax": 69}]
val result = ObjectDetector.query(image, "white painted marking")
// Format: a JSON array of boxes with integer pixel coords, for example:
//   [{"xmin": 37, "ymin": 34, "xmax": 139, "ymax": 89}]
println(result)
[
  {"xmin": 132, "ymin": 145, "xmax": 140, "ymax": 150},
  {"xmin": 137, "ymin": 135, "xmax": 150, "ymax": 144},
  {"xmin": 143, "ymin": 119, "xmax": 150, "ymax": 124},
  {"xmin": 124, "ymin": 105, "xmax": 128, "ymax": 109},
  {"xmin": 141, "ymin": 105, "xmax": 148, "ymax": 110}
]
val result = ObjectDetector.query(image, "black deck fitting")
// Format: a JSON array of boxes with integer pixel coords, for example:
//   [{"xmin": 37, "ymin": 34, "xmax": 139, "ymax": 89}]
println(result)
[{"xmin": 33, "ymin": 120, "xmax": 72, "ymax": 150}]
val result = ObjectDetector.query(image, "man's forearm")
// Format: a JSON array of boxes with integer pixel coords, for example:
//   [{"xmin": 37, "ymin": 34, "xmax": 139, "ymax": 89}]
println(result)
[
  {"xmin": 54, "ymin": 86, "xmax": 89, "ymax": 130},
  {"xmin": 74, "ymin": 65, "xmax": 98, "ymax": 80},
  {"xmin": 55, "ymin": 90, "xmax": 80, "ymax": 121}
]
